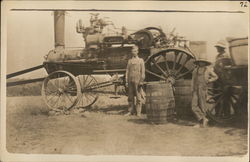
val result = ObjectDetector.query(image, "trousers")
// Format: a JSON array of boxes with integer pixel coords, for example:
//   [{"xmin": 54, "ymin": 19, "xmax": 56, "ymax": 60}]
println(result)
[
  {"xmin": 127, "ymin": 82, "xmax": 142, "ymax": 114},
  {"xmin": 191, "ymin": 87, "xmax": 208, "ymax": 121}
]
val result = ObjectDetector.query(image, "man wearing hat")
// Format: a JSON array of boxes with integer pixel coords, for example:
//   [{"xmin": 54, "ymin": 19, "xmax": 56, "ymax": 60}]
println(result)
[
  {"xmin": 215, "ymin": 40, "xmax": 228, "ymax": 60},
  {"xmin": 191, "ymin": 59, "xmax": 218, "ymax": 128},
  {"xmin": 214, "ymin": 40, "xmax": 232, "ymax": 70},
  {"xmin": 214, "ymin": 40, "xmax": 232, "ymax": 76}
]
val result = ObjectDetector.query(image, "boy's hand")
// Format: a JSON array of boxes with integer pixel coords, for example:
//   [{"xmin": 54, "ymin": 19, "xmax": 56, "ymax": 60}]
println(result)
[{"xmin": 139, "ymin": 81, "xmax": 144, "ymax": 86}]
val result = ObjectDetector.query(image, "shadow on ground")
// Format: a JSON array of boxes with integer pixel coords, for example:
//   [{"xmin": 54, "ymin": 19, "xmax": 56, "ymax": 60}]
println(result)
[
  {"xmin": 127, "ymin": 118, "xmax": 197, "ymax": 127},
  {"xmin": 89, "ymin": 105, "xmax": 128, "ymax": 115}
]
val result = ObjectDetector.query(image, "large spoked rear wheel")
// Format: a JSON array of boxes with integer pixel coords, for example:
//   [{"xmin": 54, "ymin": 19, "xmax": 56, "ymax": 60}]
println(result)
[
  {"xmin": 206, "ymin": 80, "xmax": 243, "ymax": 124},
  {"xmin": 42, "ymin": 70, "xmax": 81, "ymax": 111},
  {"xmin": 75, "ymin": 75, "xmax": 99, "ymax": 108},
  {"xmin": 145, "ymin": 48, "xmax": 196, "ymax": 84}
]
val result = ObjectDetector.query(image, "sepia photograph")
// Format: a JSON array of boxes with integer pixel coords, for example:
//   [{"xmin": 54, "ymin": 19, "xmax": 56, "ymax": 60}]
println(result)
[{"xmin": 1, "ymin": 1, "xmax": 249, "ymax": 162}]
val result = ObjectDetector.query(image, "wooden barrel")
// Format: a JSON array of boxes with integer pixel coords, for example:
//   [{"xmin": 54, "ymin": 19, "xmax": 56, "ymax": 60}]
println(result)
[
  {"xmin": 146, "ymin": 82, "xmax": 175, "ymax": 124},
  {"xmin": 174, "ymin": 79, "xmax": 193, "ymax": 118}
]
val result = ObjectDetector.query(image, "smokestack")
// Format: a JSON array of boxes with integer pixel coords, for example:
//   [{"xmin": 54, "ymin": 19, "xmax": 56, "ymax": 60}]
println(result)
[{"xmin": 54, "ymin": 11, "xmax": 65, "ymax": 48}]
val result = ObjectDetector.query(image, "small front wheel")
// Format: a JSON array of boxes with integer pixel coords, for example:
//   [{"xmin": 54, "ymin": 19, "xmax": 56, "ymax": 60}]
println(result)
[{"xmin": 42, "ymin": 70, "xmax": 81, "ymax": 110}]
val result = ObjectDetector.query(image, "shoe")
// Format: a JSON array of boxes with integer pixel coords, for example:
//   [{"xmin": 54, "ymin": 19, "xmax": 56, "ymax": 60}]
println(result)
[
  {"xmin": 135, "ymin": 104, "xmax": 142, "ymax": 117},
  {"xmin": 136, "ymin": 113, "xmax": 141, "ymax": 117},
  {"xmin": 124, "ymin": 112, "xmax": 132, "ymax": 116},
  {"xmin": 193, "ymin": 124, "xmax": 201, "ymax": 128}
]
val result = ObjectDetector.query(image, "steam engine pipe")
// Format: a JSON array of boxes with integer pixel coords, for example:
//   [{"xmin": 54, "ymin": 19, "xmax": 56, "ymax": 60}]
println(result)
[
  {"xmin": 7, "ymin": 77, "xmax": 46, "ymax": 87},
  {"xmin": 54, "ymin": 11, "xmax": 65, "ymax": 48},
  {"xmin": 7, "ymin": 64, "xmax": 44, "ymax": 79}
]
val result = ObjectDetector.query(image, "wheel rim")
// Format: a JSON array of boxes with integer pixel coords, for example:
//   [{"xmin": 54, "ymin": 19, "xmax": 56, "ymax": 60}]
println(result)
[
  {"xmin": 42, "ymin": 71, "xmax": 80, "ymax": 110},
  {"xmin": 206, "ymin": 80, "xmax": 242, "ymax": 123},
  {"xmin": 145, "ymin": 27, "xmax": 166, "ymax": 37},
  {"xmin": 75, "ymin": 75, "xmax": 99, "ymax": 108},
  {"xmin": 145, "ymin": 48, "xmax": 196, "ymax": 84}
]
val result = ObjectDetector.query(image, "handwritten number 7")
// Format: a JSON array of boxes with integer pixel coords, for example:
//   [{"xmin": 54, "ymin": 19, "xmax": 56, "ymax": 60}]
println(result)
[{"xmin": 240, "ymin": 2, "xmax": 248, "ymax": 7}]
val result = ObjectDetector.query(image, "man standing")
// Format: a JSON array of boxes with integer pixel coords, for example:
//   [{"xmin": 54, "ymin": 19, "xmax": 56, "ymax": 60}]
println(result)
[
  {"xmin": 191, "ymin": 59, "xmax": 218, "ymax": 128},
  {"xmin": 214, "ymin": 39, "xmax": 232, "ymax": 81},
  {"xmin": 125, "ymin": 45, "xmax": 145, "ymax": 117}
]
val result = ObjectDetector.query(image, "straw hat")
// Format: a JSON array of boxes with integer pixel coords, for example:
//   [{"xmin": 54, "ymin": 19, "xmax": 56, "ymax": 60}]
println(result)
[
  {"xmin": 193, "ymin": 59, "xmax": 211, "ymax": 66},
  {"xmin": 214, "ymin": 39, "xmax": 227, "ymax": 49}
]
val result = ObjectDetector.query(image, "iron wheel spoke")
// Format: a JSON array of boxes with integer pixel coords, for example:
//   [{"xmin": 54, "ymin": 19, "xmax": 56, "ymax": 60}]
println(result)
[
  {"xmin": 152, "ymin": 59, "xmax": 168, "ymax": 78},
  {"xmin": 172, "ymin": 50, "xmax": 178, "ymax": 71},
  {"xmin": 174, "ymin": 56, "xmax": 191, "ymax": 76},
  {"xmin": 217, "ymin": 97, "xmax": 225, "ymax": 116},
  {"xmin": 83, "ymin": 94, "xmax": 90, "ymax": 105},
  {"xmin": 83, "ymin": 75, "xmax": 89, "ymax": 88},
  {"xmin": 82, "ymin": 94, "xmax": 86, "ymax": 106},
  {"xmin": 146, "ymin": 69, "xmax": 166, "ymax": 80},
  {"xmin": 176, "ymin": 52, "xmax": 183, "ymax": 65},
  {"xmin": 47, "ymin": 96, "xmax": 55, "ymax": 103},
  {"xmin": 86, "ymin": 95, "xmax": 94, "ymax": 104},
  {"xmin": 60, "ymin": 94, "xmax": 66, "ymax": 107},
  {"xmin": 86, "ymin": 78, "xmax": 94, "ymax": 88},
  {"xmin": 78, "ymin": 76, "xmax": 83, "ymax": 88},
  {"xmin": 209, "ymin": 95, "xmax": 224, "ymax": 113},
  {"xmin": 155, "ymin": 55, "xmax": 162, "ymax": 63},
  {"xmin": 49, "ymin": 80, "xmax": 58, "ymax": 90},
  {"xmin": 45, "ymin": 89, "xmax": 57, "ymax": 95},
  {"xmin": 81, "ymin": 75, "xmax": 86, "ymax": 88},
  {"xmin": 231, "ymin": 94, "xmax": 240, "ymax": 103},
  {"xmin": 65, "ymin": 77, "xmax": 71, "ymax": 89},
  {"xmin": 65, "ymin": 93, "xmax": 74, "ymax": 104},
  {"xmin": 88, "ymin": 92, "xmax": 96, "ymax": 99},
  {"xmin": 176, "ymin": 68, "xmax": 195, "ymax": 79},
  {"xmin": 76, "ymin": 75, "xmax": 99, "ymax": 108},
  {"xmin": 53, "ymin": 95, "xmax": 61, "ymax": 108},
  {"xmin": 164, "ymin": 53, "xmax": 171, "ymax": 74}
]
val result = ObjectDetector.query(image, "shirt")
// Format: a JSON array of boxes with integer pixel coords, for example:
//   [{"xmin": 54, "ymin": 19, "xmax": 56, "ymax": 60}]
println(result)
[
  {"xmin": 191, "ymin": 66, "xmax": 218, "ymax": 92},
  {"xmin": 126, "ymin": 56, "xmax": 145, "ymax": 83},
  {"xmin": 214, "ymin": 52, "xmax": 232, "ymax": 78},
  {"xmin": 215, "ymin": 52, "xmax": 231, "ymax": 68}
]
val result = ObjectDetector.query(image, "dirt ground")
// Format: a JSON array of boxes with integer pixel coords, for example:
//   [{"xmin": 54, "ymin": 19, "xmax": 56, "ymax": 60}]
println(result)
[{"xmin": 6, "ymin": 95, "xmax": 248, "ymax": 156}]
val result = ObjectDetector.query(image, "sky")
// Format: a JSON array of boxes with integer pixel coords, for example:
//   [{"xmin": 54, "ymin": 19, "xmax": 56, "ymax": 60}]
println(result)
[{"xmin": 4, "ymin": 1, "xmax": 249, "ymax": 78}]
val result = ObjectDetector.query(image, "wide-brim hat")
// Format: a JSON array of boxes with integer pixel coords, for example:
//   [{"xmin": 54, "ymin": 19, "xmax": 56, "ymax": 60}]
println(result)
[
  {"xmin": 193, "ymin": 59, "xmax": 211, "ymax": 66},
  {"xmin": 214, "ymin": 40, "xmax": 227, "ymax": 48}
]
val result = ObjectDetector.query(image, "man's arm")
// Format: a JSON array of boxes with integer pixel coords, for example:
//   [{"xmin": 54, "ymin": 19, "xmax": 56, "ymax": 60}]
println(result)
[
  {"xmin": 191, "ymin": 69, "xmax": 196, "ymax": 93},
  {"xmin": 125, "ymin": 60, "xmax": 130, "ymax": 84},
  {"xmin": 140, "ymin": 59, "xmax": 145, "ymax": 84},
  {"xmin": 206, "ymin": 68, "xmax": 218, "ymax": 83}
]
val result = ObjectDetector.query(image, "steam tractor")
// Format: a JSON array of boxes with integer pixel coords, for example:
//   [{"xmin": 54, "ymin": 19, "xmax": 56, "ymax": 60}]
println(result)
[
  {"xmin": 7, "ymin": 11, "xmax": 248, "ymax": 124},
  {"xmin": 40, "ymin": 11, "xmax": 197, "ymax": 110}
]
